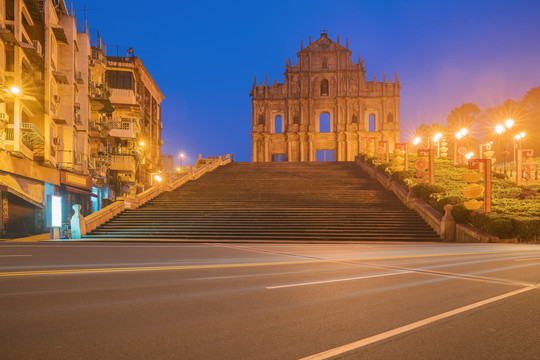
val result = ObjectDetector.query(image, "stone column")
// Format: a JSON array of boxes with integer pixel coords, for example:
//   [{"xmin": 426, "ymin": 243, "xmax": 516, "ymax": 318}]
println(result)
[
  {"xmin": 252, "ymin": 134, "xmax": 257, "ymax": 162},
  {"xmin": 307, "ymin": 132, "xmax": 314, "ymax": 161},
  {"xmin": 286, "ymin": 133, "xmax": 293, "ymax": 161},
  {"xmin": 299, "ymin": 132, "xmax": 307, "ymax": 162},
  {"xmin": 264, "ymin": 135, "xmax": 269, "ymax": 162},
  {"xmin": 337, "ymin": 132, "xmax": 346, "ymax": 161}
]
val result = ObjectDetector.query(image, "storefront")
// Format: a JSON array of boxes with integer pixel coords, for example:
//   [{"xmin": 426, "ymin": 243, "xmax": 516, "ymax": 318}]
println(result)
[{"xmin": 59, "ymin": 171, "xmax": 95, "ymax": 223}]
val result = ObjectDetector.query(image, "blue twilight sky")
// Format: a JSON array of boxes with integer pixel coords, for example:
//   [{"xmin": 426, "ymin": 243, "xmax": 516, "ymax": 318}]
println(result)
[{"xmin": 76, "ymin": 0, "xmax": 540, "ymax": 165}]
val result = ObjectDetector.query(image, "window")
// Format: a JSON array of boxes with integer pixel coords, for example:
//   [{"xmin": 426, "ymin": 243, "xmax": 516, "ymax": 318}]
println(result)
[
  {"xmin": 272, "ymin": 154, "xmax": 286, "ymax": 162},
  {"xmin": 316, "ymin": 150, "xmax": 334, "ymax": 162},
  {"xmin": 319, "ymin": 113, "xmax": 331, "ymax": 133},
  {"xmin": 369, "ymin": 114, "xmax": 376, "ymax": 132},
  {"xmin": 320, "ymin": 79, "xmax": 329, "ymax": 96},
  {"xmin": 107, "ymin": 70, "xmax": 133, "ymax": 89},
  {"xmin": 275, "ymin": 116, "xmax": 282, "ymax": 133}
]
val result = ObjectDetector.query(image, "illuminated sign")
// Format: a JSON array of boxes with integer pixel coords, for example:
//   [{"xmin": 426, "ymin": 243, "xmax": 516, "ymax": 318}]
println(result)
[{"xmin": 50, "ymin": 195, "xmax": 62, "ymax": 228}]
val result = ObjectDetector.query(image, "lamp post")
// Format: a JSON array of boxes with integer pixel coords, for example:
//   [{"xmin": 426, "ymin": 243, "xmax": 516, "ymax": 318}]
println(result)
[
  {"xmin": 495, "ymin": 119, "xmax": 514, "ymax": 174},
  {"xmin": 180, "ymin": 153, "xmax": 184, "ymax": 172},
  {"xmin": 432, "ymin": 133, "xmax": 442, "ymax": 157}
]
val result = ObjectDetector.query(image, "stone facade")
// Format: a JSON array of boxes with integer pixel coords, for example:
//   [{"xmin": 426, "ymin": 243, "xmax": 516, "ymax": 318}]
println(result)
[{"xmin": 250, "ymin": 33, "xmax": 401, "ymax": 162}]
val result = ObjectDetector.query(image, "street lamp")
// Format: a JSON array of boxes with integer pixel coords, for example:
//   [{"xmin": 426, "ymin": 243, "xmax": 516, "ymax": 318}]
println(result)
[
  {"xmin": 432, "ymin": 132, "xmax": 442, "ymax": 157},
  {"xmin": 9, "ymin": 86, "xmax": 21, "ymax": 95},
  {"xmin": 495, "ymin": 120, "xmax": 514, "ymax": 174},
  {"xmin": 454, "ymin": 132, "xmax": 463, "ymax": 165},
  {"xmin": 413, "ymin": 137, "xmax": 421, "ymax": 146}
]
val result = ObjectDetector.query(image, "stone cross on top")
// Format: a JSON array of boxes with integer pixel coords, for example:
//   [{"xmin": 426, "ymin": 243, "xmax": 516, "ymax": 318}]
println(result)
[{"xmin": 320, "ymin": 27, "xmax": 329, "ymax": 34}]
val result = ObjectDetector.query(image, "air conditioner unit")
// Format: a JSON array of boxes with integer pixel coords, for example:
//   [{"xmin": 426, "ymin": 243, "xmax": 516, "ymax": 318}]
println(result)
[
  {"xmin": 0, "ymin": 112, "xmax": 8, "ymax": 121},
  {"xmin": 75, "ymin": 154, "xmax": 82, "ymax": 164},
  {"xmin": 32, "ymin": 40, "xmax": 43, "ymax": 56},
  {"xmin": 53, "ymin": 137, "xmax": 61, "ymax": 145}
]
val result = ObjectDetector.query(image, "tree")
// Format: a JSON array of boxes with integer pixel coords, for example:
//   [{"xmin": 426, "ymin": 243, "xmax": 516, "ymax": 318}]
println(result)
[{"xmin": 446, "ymin": 103, "xmax": 480, "ymax": 133}]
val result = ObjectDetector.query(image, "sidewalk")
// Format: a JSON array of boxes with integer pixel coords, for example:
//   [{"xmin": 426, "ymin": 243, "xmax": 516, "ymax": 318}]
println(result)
[{"xmin": 0, "ymin": 233, "xmax": 49, "ymax": 242}]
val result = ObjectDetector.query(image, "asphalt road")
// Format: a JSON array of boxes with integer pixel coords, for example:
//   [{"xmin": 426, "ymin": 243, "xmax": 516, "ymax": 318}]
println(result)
[{"xmin": 0, "ymin": 241, "xmax": 539, "ymax": 359}]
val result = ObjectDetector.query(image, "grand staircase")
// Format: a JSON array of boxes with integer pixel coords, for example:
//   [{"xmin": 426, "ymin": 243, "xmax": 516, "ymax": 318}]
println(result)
[{"xmin": 84, "ymin": 162, "xmax": 440, "ymax": 241}]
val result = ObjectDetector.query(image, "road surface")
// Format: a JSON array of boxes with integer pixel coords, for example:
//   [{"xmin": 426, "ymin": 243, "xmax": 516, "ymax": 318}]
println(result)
[{"xmin": 1, "ymin": 241, "xmax": 539, "ymax": 359}]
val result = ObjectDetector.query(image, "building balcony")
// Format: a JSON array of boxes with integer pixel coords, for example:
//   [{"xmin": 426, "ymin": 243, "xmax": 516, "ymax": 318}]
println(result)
[
  {"xmin": 108, "ymin": 119, "xmax": 140, "ymax": 139},
  {"xmin": 109, "ymin": 88, "xmax": 136, "ymax": 105},
  {"xmin": 109, "ymin": 154, "xmax": 136, "ymax": 173}
]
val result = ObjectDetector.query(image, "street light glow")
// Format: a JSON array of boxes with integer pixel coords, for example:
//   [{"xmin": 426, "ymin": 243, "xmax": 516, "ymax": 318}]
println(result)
[
  {"xmin": 505, "ymin": 119, "xmax": 514, "ymax": 129},
  {"xmin": 413, "ymin": 137, "xmax": 421, "ymax": 145},
  {"xmin": 9, "ymin": 86, "xmax": 21, "ymax": 94},
  {"xmin": 139, "ymin": 141, "xmax": 145, "ymax": 147},
  {"xmin": 460, "ymin": 128, "xmax": 468, "ymax": 136},
  {"xmin": 455, "ymin": 132, "xmax": 463, "ymax": 140},
  {"xmin": 495, "ymin": 124, "xmax": 505, "ymax": 135},
  {"xmin": 520, "ymin": 132, "xmax": 526, "ymax": 138},
  {"xmin": 154, "ymin": 175, "xmax": 162, "ymax": 182},
  {"xmin": 465, "ymin": 152, "xmax": 474, "ymax": 160}
]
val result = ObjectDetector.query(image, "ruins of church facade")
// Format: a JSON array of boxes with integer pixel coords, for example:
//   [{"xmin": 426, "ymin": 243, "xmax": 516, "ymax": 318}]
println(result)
[{"xmin": 250, "ymin": 32, "xmax": 401, "ymax": 162}]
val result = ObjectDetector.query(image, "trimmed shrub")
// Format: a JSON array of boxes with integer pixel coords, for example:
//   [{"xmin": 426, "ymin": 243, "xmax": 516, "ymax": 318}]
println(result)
[
  {"xmin": 376, "ymin": 162, "xmax": 393, "ymax": 173},
  {"xmin": 434, "ymin": 196, "xmax": 462, "ymax": 215},
  {"xmin": 511, "ymin": 217, "xmax": 540, "ymax": 241},
  {"xmin": 492, "ymin": 172, "xmax": 508, "ymax": 179},
  {"xmin": 391, "ymin": 170, "xmax": 415, "ymax": 188},
  {"xmin": 451, "ymin": 204, "xmax": 469, "ymax": 224},
  {"xmin": 412, "ymin": 183, "xmax": 446, "ymax": 203},
  {"xmin": 366, "ymin": 157, "xmax": 378, "ymax": 166},
  {"xmin": 486, "ymin": 218, "xmax": 513, "ymax": 238}
]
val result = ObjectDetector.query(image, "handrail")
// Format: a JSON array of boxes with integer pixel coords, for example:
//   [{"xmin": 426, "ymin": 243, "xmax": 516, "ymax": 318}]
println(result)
[{"xmin": 82, "ymin": 154, "xmax": 232, "ymax": 236}]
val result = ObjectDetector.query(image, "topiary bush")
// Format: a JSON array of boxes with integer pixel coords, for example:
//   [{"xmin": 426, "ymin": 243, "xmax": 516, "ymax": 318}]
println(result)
[
  {"xmin": 391, "ymin": 170, "xmax": 415, "ymax": 188},
  {"xmin": 366, "ymin": 157, "xmax": 378, "ymax": 166},
  {"xmin": 486, "ymin": 218, "xmax": 513, "ymax": 238},
  {"xmin": 412, "ymin": 183, "xmax": 446, "ymax": 204},
  {"xmin": 451, "ymin": 204, "xmax": 469, "ymax": 223},
  {"xmin": 433, "ymin": 196, "xmax": 463, "ymax": 215},
  {"xmin": 376, "ymin": 162, "xmax": 393, "ymax": 173},
  {"xmin": 511, "ymin": 217, "xmax": 540, "ymax": 241}
]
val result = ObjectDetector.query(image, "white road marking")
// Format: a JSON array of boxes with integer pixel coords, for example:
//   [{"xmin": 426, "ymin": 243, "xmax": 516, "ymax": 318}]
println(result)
[
  {"xmin": 266, "ymin": 271, "xmax": 413, "ymax": 289},
  {"xmin": 0, "ymin": 255, "xmax": 32, "ymax": 257},
  {"xmin": 514, "ymin": 258, "xmax": 540, "ymax": 262},
  {"xmin": 299, "ymin": 285, "xmax": 538, "ymax": 360}
]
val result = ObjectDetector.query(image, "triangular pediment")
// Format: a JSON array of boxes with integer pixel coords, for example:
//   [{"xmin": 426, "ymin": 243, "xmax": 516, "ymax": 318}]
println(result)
[{"xmin": 301, "ymin": 34, "xmax": 348, "ymax": 53}]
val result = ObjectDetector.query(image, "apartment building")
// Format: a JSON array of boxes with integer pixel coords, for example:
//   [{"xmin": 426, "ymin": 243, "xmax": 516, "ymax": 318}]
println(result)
[{"xmin": 0, "ymin": 0, "xmax": 163, "ymax": 237}]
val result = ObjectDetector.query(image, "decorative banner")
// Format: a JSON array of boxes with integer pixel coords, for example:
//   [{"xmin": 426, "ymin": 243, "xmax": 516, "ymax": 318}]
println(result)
[
  {"xmin": 395, "ymin": 142, "xmax": 409, "ymax": 171},
  {"xmin": 468, "ymin": 159, "xmax": 492, "ymax": 213},
  {"xmin": 517, "ymin": 149, "xmax": 534, "ymax": 186},
  {"xmin": 417, "ymin": 149, "xmax": 435, "ymax": 185}
]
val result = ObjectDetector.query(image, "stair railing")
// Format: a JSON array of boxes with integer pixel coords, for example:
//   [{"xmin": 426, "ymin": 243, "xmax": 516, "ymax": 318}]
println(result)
[{"xmin": 82, "ymin": 154, "xmax": 232, "ymax": 235}]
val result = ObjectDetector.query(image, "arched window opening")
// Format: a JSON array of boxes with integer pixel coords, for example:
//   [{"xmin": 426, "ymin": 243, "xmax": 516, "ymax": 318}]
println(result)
[
  {"xmin": 387, "ymin": 113, "xmax": 394, "ymax": 123},
  {"xmin": 319, "ymin": 113, "xmax": 331, "ymax": 133},
  {"xmin": 320, "ymin": 79, "xmax": 329, "ymax": 96},
  {"xmin": 258, "ymin": 114, "xmax": 265, "ymax": 125},
  {"xmin": 275, "ymin": 116, "xmax": 282, "ymax": 134},
  {"xmin": 369, "ymin": 114, "xmax": 376, "ymax": 132}
]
